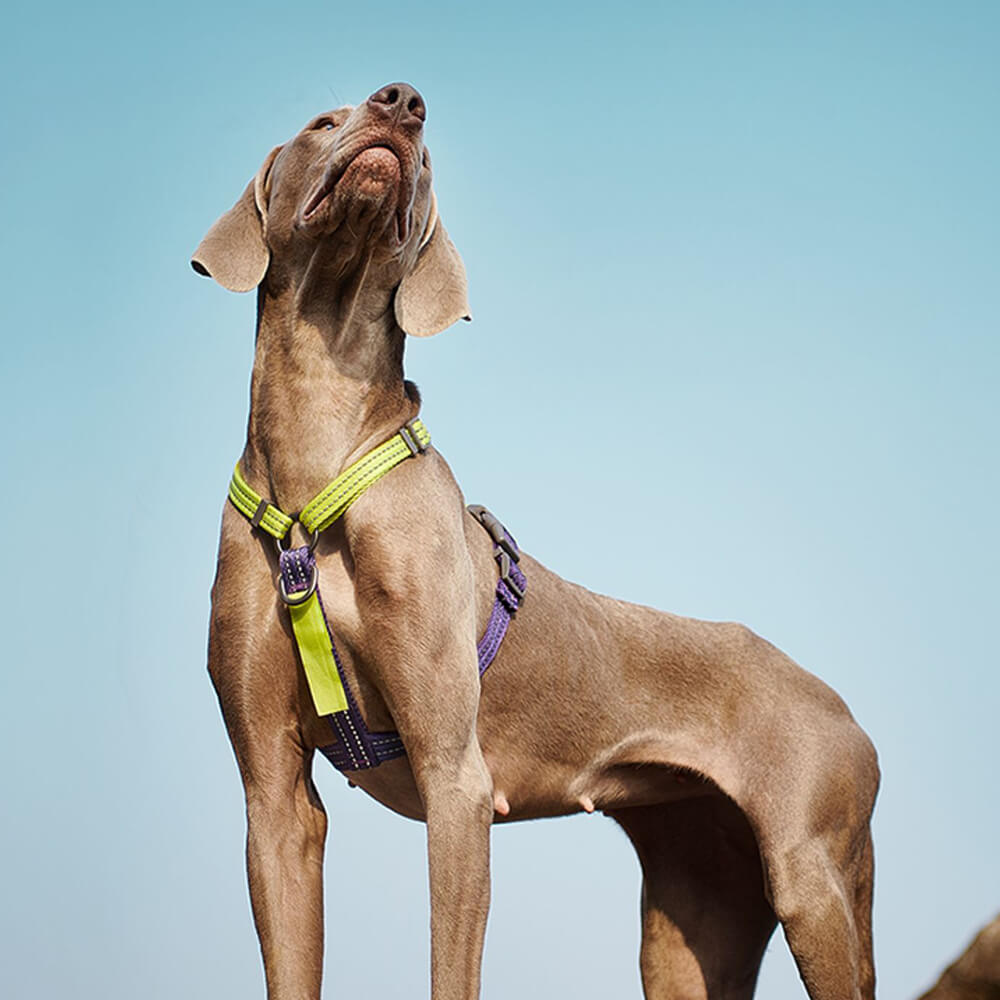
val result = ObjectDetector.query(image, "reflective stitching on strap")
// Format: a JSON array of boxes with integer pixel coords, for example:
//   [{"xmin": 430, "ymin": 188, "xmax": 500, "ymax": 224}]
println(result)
[
  {"xmin": 227, "ymin": 419, "xmax": 430, "ymax": 540},
  {"xmin": 300, "ymin": 420, "xmax": 431, "ymax": 533},
  {"xmin": 228, "ymin": 464, "xmax": 294, "ymax": 539}
]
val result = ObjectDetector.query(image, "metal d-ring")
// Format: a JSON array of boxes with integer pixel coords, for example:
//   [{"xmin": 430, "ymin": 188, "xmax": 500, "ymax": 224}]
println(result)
[
  {"xmin": 279, "ymin": 561, "xmax": 319, "ymax": 605},
  {"xmin": 275, "ymin": 526, "xmax": 321, "ymax": 605},
  {"xmin": 273, "ymin": 527, "xmax": 321, "ymax": 558}
]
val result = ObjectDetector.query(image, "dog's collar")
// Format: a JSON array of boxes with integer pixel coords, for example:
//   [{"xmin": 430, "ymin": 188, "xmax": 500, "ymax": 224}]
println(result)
[{"xmin": 228, "ymin": 418, "xmax": 431, "ymax": 540}]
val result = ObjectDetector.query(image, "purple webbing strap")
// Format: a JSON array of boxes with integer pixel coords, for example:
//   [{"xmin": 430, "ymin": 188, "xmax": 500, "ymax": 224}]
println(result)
[
  {"xmin": 277, "ymin": 509, "xmax": 524, "ymax": 775},
  {"xmin": 477, "ymin": 529, "xmax": 527, "ymax": 676},
  {"xmin": 279, "ymin": 547, "xmax": 405, "ymax": 772}
]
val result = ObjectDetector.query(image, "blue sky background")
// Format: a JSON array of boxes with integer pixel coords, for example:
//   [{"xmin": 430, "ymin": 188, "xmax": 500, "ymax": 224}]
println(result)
[{"xmin": 2, "ymin": 2, "xmax": 997, "ymax": 998}]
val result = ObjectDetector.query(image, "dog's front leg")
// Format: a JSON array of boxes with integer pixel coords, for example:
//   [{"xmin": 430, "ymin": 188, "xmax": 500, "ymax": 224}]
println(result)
[
  {"xmin": 209, "ymin": 589, "xmax": 328, "ymax": 1000},
  {"xmin": 242, "ymin": 738, "xmax": 327, "ymax": 1000},
  {"xmin": 362, "ymin": 590, "xmax": 493, "ymax": 998},
  {"xmin": 412, "ymin": 741, "xmax": 494, "ymax": 1000},
  {"xmin": 353, "ymin": 488, "xmax": 495, "ymax": 1000}
]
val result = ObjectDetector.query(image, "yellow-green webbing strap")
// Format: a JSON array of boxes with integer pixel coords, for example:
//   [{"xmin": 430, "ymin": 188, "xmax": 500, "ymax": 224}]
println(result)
[
  {"xmin": 226, "ymin": 419, "xmax": 430, "ymax": 539},
  {"xmin": 228, "ymin": 465, "xmax": 294, "ymax": 540},
  {"xmin": 287, "ymin": 592, "xmax": 349, "ymax": 715},
  {"xmin": 226, "ymin": 419, "xmax": 431, "ymax": 720},
  {"xmin": 299, "ymin": 419, "xmax": 430, "ymax": 533}
]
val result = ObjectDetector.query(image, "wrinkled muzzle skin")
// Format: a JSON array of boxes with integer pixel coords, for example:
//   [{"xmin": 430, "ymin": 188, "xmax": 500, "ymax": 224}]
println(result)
[
  {"xmin": 192, "ymin": 81, "xmax": 467, "ymax": 338},
  {"xmin": 263, "ymin": 84, "xmax": 434, "ymax": 294}
]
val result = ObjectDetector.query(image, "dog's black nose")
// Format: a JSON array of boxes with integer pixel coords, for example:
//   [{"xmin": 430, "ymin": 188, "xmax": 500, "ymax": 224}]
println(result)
[{"xmin": 367, "ymin": 82, "xmax": 426, "ymax": 127}]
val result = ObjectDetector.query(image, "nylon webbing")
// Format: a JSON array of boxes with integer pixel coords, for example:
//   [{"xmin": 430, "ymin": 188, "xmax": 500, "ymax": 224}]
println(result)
[
  {"xmin": 300, "ymin": 419, "xmax": 430, "ymax": 533},
  {"xmin": 228, "ymin": 465, "xmax": 295, "ymax": 539},
  {"xmin": 227, "ymin": 419, "xmax": 430, "ymax": 540}
]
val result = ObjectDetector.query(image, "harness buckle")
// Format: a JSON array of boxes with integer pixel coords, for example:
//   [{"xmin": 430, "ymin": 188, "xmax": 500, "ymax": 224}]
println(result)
[{"xmin": 467, "ymin": 504, "xmax": 520, "ymax": 563}]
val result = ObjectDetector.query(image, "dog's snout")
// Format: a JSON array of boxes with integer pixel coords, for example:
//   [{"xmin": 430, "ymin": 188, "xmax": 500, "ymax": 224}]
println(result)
[{"xmin": 367, "ymin": 82, "xmax": 426, "ymax": 127}]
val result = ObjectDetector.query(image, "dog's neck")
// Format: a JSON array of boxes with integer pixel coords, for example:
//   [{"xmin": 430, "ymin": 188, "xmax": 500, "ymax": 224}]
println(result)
[{"xmin": 241, "ymin": 272, "xmax": 418, "ymax": 515}]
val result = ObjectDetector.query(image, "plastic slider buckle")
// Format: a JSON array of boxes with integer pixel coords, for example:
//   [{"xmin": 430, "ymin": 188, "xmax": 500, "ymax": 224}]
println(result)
[
  {"xmin": 250, "ymin": 498, "xmax": 271, "ymax": 529},
  {"xmin": 496, "ymin": 550, "xmax": 526, "ymax": 603},
  {"xmin": 399, "ymin": 420, "xmax": 427, "ymax": 457}
]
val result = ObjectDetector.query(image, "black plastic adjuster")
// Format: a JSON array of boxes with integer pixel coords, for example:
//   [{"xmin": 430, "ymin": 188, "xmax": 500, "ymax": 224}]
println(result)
[
  {"xmin": 497, "ymin": 550, "xmax": 526, "ymax": 602},
  {"xmin": 399, "ymin": 419, "xmax": 427, "ymax": 457},
  {"xmin": 250, "ymin": 498, "xmax": 271, "ymax": 528}
]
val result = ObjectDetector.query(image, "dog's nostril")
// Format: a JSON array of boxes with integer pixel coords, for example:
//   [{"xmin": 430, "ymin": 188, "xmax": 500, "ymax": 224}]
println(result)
[
  {"xmin": 369, "ymin": 83, "xmax": 426, "ymax": 123},
  {"xmin": 370, "ymin": 86, "xmax": 397, "ymax": 106},
  {"xmin": 407, "ymin": 95, "xmax": 426, "ymax": 121}
]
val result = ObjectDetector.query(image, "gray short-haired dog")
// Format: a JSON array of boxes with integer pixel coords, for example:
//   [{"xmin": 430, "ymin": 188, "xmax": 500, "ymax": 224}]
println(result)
[{"xmin": 194, "ymin": 81, "xmax": 879, "ymax": 1000}]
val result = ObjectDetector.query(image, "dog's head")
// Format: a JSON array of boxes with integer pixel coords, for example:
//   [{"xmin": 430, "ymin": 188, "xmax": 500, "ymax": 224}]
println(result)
[{"xmin": 191, "ymin": 82, "xmax": 469, "ymax": 337}]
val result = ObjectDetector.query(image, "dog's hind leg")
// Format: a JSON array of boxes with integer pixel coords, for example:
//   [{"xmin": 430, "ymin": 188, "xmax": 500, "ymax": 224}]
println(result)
[
  {"xmin": 749, "ymin": 722, "xmax": 879, "ymax": 1000},
  {"xmin": 759, "ymin": 821, "xmax": 877, "ymax": 1000},
  {"xmin": 611, "ymin": 797, "xmax": 777, "ymax": 1000}
]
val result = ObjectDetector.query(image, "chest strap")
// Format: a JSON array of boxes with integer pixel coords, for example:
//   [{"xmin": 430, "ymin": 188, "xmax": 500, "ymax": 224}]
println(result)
[
  {"xmin": 227, "ymin": 419, "xmax": 526, "ymax": 773},
  {"xmin": 228, "ymin": 418, "xmax": 431, "ymax": 540}
]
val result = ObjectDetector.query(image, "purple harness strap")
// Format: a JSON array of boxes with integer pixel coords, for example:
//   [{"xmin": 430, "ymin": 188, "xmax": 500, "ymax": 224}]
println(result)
[
  {"xmin": 279, "ymin": 546, "xmax": 403, "ymax": 770},
  {"xmin": 468, "ymin": 504, "xmax": 526, "ymax": 677},
  {"xmin": 279, "ymin": 505, "xmax": 526, "ymax": 774}
]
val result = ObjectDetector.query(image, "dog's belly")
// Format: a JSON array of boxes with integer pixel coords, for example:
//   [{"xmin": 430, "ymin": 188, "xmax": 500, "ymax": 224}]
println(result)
[
  {"xmin": 335, "ymin": 757, "xmax": 426, "ymax": 821},
  {"xmin": 326, "ymin": 738, "xmax": 721, "ymax": 824}
]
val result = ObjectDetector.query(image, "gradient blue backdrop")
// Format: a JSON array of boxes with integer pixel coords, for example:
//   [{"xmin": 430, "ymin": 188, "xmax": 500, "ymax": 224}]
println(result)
[{"xmin": 2, "ymin": 2, "xmax": 997, "ymax": 998}]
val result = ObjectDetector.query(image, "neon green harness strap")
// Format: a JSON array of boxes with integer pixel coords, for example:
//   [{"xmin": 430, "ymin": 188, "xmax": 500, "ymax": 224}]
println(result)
[
  {"xmin": 287, "ymin": 592, "xmax": 349, "ymax": 715},
  {"xmin": 227, "ymin": 418, "xmax": 430, "ymax": 540},
  {"xmin": 227, "ymin": 419, "xmax": 430, "ymax": 721},
  {"xmin": 228, "ymin": 464, "xmax": 296, "ymax": 539},
  {"xmin": 300, "ymin": 418, "xmax": 430, "ymax": 533}
]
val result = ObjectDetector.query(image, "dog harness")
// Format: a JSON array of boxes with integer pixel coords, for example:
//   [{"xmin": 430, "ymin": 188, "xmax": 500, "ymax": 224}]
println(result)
[{"xmin": 227, "ymin": 418, "xmax": 526, "ymax": 772}]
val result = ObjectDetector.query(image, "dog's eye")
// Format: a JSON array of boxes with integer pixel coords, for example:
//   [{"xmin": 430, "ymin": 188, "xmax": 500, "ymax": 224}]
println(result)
[{"xmin": 314, "ymin": 119, "xmax": 337, "ymax": 131}]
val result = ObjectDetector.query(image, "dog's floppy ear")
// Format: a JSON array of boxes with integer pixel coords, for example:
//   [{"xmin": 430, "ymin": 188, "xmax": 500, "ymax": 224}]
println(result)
[
  {"xmin": 395, "ymin": 199, "xmax": 471, "ymax": 337},
  {"xmin": 191, "ymin": 146, "xmax": 281, "ymax": 293}
]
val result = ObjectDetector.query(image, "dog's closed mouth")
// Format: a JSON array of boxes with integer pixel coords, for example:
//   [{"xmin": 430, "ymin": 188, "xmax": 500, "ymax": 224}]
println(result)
[{"xmin": 303, "ymin": 146, "xmax": 404, "ymax": 222}]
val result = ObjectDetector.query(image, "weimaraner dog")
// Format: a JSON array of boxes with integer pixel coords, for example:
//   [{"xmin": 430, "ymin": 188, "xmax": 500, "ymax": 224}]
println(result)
[
  {"xmin": 919, "ymin": 916, "xmax": 1000, "ymax": 1000},
  {"xmin": 193, "ymin": 81, "xmax": 879, "ymax": 1000}
]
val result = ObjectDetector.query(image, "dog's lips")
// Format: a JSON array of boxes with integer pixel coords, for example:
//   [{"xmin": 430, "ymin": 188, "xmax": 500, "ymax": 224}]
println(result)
[
  {"xmin": 302, "ymin": 144, "xmax": 411, "ymax": 239},
  {"xmin": 339, "ymin": 146, "xmax": 401, "ymax": 198}
]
